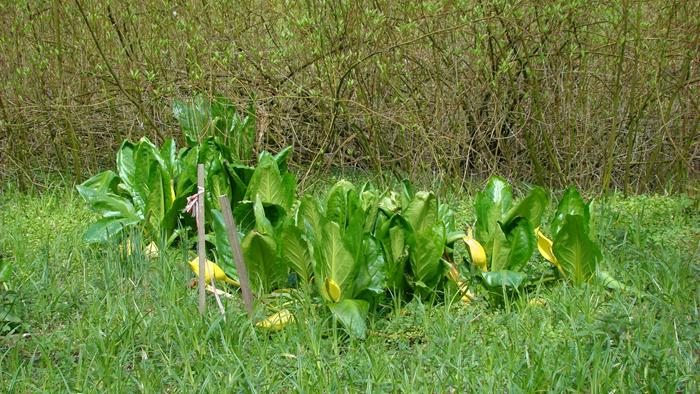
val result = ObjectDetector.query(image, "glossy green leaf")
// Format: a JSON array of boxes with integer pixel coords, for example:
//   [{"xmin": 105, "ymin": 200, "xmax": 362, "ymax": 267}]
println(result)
[
  {"xmin": 76, "ymin": 187, "xmax": 141, "ymax": 221},
  {"xmin": 502, "ymin": 186, "xmax": 547, "ymax": 230},
  {"xmin": 317, "ymin": 221, "xmax": 355, "ymax": 302},
  {"xmin": 488, "ymin": 224, "xmax": 510, "ymax": 272},
  {"xmin": 376, "ymin": 214, "xmax": 408, "ymax": 291},
  {"xmin": 480, "ymin": 270, "xmax": 529, "ymax": 291},
  {"xmin": 159, "ymin": 139, "xmax": 179, "ymax": 177},
  {"xmin": 360, "ymin": 190, "xmax": 380, "ymax": 234},
  {"xmin": 78, "ymin": 170, "xmax": 119, "ymax": 194},
  {"xmin": 245, "ymin": 152, "xmax": 288, "ymax": 208},
  {"xmin": 551, "ymin": 187, "xmax": 590, "ymax": 236},
  {"xmin": 325, "ymin": 180, "xmax": 357, "ymax": 230},
  {"xmin": 273, "ymin": 146, "xmax": 293, "ymax": 173},
  {"xmin": 328, "ymin": 299, "xmax": 369, "ymax": 339},
  {"xmin": 360, "ymin": 235, "xmax": 386, "ymax": 295},
  {"xmin": 115, "ymin": 140, "xmax": 146, "ymax": 209},
  {"xmin": 402, "ymin": 191, "xmax": 438, "ymax": 234},
  {"xmin": 474, "ymin": 176, "xmax": 513, "ymax": 246},
  {"xmin": 296, "ymin": 195, "xmax": 323, "ymax": 240},
  {"xmin": 504, "ymin": 218, "xmax": 536, "ymax": 271},
  {"xmin": 280, "ymin": 224, "xmax": 312, "ymax": 284},
  {"xmin": 253, "ymin": 196, "xmax": 274, "ymax": 235},
  {"xmin": 146, "ymin": 163, "xmax": 170, "ymax": 239},
  {"xmin": 407, "ymin": 222, "xmax": 446, "ymax": 291},
  {"xmin": 83, "ymin": 217, "xmax": 140, "ymax": 243},
  {"xmin": 241, "ymin": 230, "xmax": 282, "ymax": 294},
  {"xmin": 211, "ymin": 209, "xmax": 238, "ymax": 280},
  {"xmin": 553, "ymin": 215, "xmax": 601, "ymax": 286}
]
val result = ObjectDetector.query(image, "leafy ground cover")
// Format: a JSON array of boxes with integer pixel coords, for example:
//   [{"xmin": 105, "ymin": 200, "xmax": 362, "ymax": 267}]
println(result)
[{"xmin": 0, "ymin": 184, "xmax": 697, "ymax": 392}]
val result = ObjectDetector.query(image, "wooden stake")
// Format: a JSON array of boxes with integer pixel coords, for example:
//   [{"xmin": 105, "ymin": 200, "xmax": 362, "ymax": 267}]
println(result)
[
  {"xmin": 197, "ymin": 164, "xmax": 206, "ymax": 315},
  {"xmin": 219, "ymin": 195, "xmax": 255, "ymax": 318}
]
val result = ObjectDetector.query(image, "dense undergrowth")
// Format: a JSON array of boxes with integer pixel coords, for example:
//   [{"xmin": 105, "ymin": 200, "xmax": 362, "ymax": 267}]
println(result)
[{"xmin": 0, "ymin": 185, "xmax": 697, "ymax": 391}]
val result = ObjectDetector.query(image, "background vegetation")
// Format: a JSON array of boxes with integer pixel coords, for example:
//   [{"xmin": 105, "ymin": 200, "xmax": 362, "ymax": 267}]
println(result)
[{"xmin": 1, "ymin": 0, "xmax": 697, "ymax": 192}]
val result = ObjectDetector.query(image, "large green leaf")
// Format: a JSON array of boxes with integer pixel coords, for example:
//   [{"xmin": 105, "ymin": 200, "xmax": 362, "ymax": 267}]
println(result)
[
  {"xmin": 224, "ymin": 162, "xmax": 251, "ymax": 205},
  {"xmin": 317, "ymin": 221, "xmax": 356, "ymax": 302},
  {"xmin": 279, "ymin": 224, "xmax": 312, "ymax": 284},
  {"xmin": 78, "ymin": 170, "xmax": 119, "ymax": 194},
  {"xmin": 325, "ymin": 180, "xmax": 357, "ymax": 231},
  {"xmin": 474, "ymin": 176, "xmax": 513, "ymax": 246},
  {"xmin": 115, "ymin": 140, "xmax": 145, "ymax": 209},
  {"xmin": 406, "ymin": 222, "xmax": 446, "ymax": 291},
  {"xmin": 211, "ymin": 210, "xmax": 238, "ymax": 280},
  {"xmin": 241, "ymin": 230, "xmax": 283, "ymax": 294},
  {"xmin": 488, "ymin": 218, "xmax": 535, "ymax": 272},
  {"xmin": 273, "ymin": 146, "xmax": 293, "ymax": 173},
  {"xmin": 553, "ymin": 214, "xmax": 601, "ymax": 286},
  {"xmin": 402, "ymin": 191, "xmax": 438, "ymax": 234},
  {"xmin": 488, "ymin": 224, "xmax": 510, "ymax": 272},
  {"xmin": 359, "ymin": 235, "xmax": 386, "ymax": 296},
  {"xmin": 76, "ymin": 187, "xmax": 141, "ymax": 221},
  {"xmin": 376, "ymin": 214, "xmax": 408, "ymax": 291},
  {"xmin": 146, "ymin": 163, "xmax": 170, "ymax": 240},
  {"xmin": 551, "ymin": 187, "xmax": 590, "ymax": 236},
  {"xmin": 480, "ymin": 270, "xmax": 529, "ymax": 291},
  {"xmin": 159, "ymin": 139, "xmax": 179, "ymax": 177},
  {"xmin": 245, "ymin": 152, "xmax": 289, "ymax": 209},
  {"xmin": 359, "ymin": 189, "xmax": 380, "ymax": 233},
  {"xmin": 173, "ymin": 95, "xmax": 212, "ymax": 145},
  {"xmin": 328, "ymin": 299, "xmax": 369, "ymax": 339},
  {"xmin": 502, "ymin": 186, "xmax": 547, "ymax": 230},
  {"xmin": 296, "ymin": 196, "xmax": 323, "ymax": 240},
  {"xmin": 83, "ymin": 217, "xmax": 141, "ymax": 243},
  {"xmin": 504, "ymin": 218, "xmax": 536, "ymax": 271}
]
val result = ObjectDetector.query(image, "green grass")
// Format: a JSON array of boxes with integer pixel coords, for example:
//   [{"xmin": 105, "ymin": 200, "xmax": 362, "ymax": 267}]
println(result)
[{"xmin": 1, "ymin": 187, "xmax": 698, "ymax": 392}]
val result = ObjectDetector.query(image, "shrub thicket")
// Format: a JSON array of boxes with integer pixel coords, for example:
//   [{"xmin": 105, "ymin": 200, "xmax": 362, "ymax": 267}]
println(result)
[{"xmin": 0, "ymin": 0, "xmax": 697, "ymax": 192}]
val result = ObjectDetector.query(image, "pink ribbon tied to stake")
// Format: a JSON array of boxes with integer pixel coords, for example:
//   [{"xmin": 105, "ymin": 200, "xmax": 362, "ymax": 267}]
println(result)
[{"xmin": 184, "ymin": 186, "xmax": 205, "ymax": 219}]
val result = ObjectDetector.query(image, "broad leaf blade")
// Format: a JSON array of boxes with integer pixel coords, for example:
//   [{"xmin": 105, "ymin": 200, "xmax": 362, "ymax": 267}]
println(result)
[
  {"xmin": 78, "ymin": 170, "xmax": 119, "ymax": 194},
  {"xmin": 241, "ymin": 231, "xmax": 282, "ymax": 294},
  {"xmin": 211, "ymin": 210, "xmax": 238, "ymax": 280},
  {"xmin": 328, "ymin": 299, "xmax": 369, "ymax": 339},
  {"xmin": 280, "ymin": 224, "xmax": 312, "ymax": 284},
  {"xmin": 83, "ymin": 217, "xmax": 140, "ymax": 243},
  {"xmin": 245, "ymin": 152, "xmax": 288, "ymax": 209},
  {"xmin": 317, "ymin": 221, "xmax": 355, "ymax": 302},
  {"xmin": 480, "ymin": 270, "xmax": 529, "ymax": 291},
  {"xmin": 502, "ymin": 186, "xmax": 547, "ymax": 230},
  {"xmin": 504, "ymin": 218, "xmax": 536, "ymax": 271},
  {"xmin": 551, "ymin": 187, "xmax": 590, "ymax": 236},
  {"xmin": 407, "ymin": 221, "xmax": 446, "ymax": 291},
  {"xmin": 474, "ymin": 176, "xmax": 513, "ymax": 246},
  {"xmin": 402, "ymin": 191, "xmax": 438, "ymax": 234},
  {"xmin": 553, "ymin": 215, "xmax": 601, "ymax": 286}
]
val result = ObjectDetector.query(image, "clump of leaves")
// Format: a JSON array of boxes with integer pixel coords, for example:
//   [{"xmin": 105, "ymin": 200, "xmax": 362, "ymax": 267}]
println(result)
[
  {"xmin": 210, "ymin": 149, "xmax": 297, "ymax": 294},
  {"xmin": 536, "ymin": 187, "xmax": 602, "ymax": 286},
  {"xmin": 374, "ymin": 180, "xmax": 463, "ymax": 299},
  {"xmin": 465, "ymin": 176, "xmax": 548, "ymax": 295},
  {"xmin": 277, "ymin": 179, "xmax": 461, "ymax": 338},
  {"xmin": 173, "ymin": 94, "xmax": 256, "ymax": 162},
  {"xmin": 77, "ymin": 137, "xmax": 195, "ymax": 245}
]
